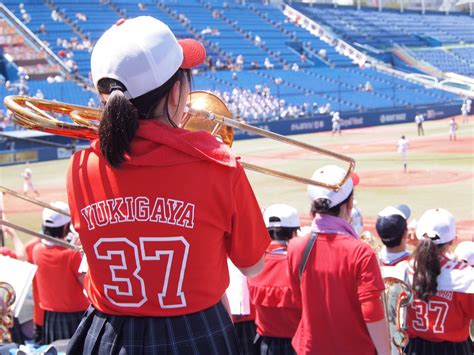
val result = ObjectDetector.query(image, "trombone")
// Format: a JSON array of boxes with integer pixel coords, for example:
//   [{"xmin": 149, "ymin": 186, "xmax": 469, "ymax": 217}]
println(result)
[
  {"xmin": 4, "ymin": 91, "xmax": 355, "ymax": 191},
  {"xmin": 0, "ymin": 186, "xmax": 78, "ymax": 251}
]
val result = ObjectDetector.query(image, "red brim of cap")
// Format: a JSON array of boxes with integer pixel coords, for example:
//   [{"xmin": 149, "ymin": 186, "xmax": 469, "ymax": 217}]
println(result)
[
  {"xmin": 351, "ymin": 172, "xmax": 360, "ymax": 186},
  {"xmin": 179, "ymin": 39, "xmax": 206, "ymax": 69}
]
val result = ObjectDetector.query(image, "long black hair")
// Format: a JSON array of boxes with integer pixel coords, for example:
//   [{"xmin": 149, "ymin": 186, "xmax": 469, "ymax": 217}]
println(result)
[
  {"xmin": 412, "ymin": 239, "xmax": 445, "ymax": 301},
  {"xmin": 97, "ymin": 68, "xmax": 191, "ymax": 168}
]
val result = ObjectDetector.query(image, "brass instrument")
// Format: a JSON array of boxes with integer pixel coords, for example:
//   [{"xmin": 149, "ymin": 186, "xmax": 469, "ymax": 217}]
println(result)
[
  {"xmin": 4, "ymin": 92, "xmax": 355, "ymax": 191},
  {"xmin": 360, "ymin": 232, "xmax": 413, "ymax": 355},
  {"xmin": 0, "ymin": 186, "xmax": 78, "ymax": 250},
  {"xmin": 0, "ymin": 282, "xmax": 15, "ymax": 344}
]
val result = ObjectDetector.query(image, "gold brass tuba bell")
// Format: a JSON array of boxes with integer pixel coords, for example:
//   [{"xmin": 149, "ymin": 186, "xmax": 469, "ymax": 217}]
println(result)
[
  {"xmin": 0, "ymin": 281, "xmax": 16, "ymax": 344},
  {"xmin": 360, "ymin": 231, "xmax": 413, "ymax": 355}
]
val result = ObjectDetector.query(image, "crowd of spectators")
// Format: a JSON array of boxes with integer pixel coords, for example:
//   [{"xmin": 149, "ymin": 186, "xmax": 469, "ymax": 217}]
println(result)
[{"xmin": 215, "ymin": 87, "xmax": 321, "ymax": 122}]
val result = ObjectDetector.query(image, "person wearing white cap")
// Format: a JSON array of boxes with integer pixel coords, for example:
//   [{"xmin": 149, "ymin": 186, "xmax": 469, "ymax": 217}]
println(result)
[
  {"xmin": 287, "ymin": 165, "xmax": 390, "ymax": 355},
  {"xmin": 397, "ymin": 135, "xmax": 409, "ymax": 173},
  {"xmin": 375, "ymin": 204, "xmax": 412, "ymax": 275},
  {"xmin": 32, "ymin": 201, "xmax": 89, "ymax": 344},
  {"xmin": 405, "ymin": 208, "xmax": 474, "ymax": 355},
  {"xmin": 454, "ymin": 241, "xmax": 474, "ymax": 266},
  {"xmin": 248, "ymin": 204, "xmax": 302, "ymax": 355},
  {"xmin": 21, "ymin": 164, "xmax": 39, "ymax": 197},
  {"xmin": 66, "ymin": 16, "xmax": 269, "ymax": 354}
]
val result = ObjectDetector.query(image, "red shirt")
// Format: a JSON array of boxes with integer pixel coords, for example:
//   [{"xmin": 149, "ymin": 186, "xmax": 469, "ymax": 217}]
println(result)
[
  {"xmin": 407, "ymin": 291, "xmax": 474, "ymax": 342},
  {"xmin": 248, "ymin": 243, "xmax": 301, "ymax": 338},
  {"xmin": 66, "ymin": 121, "xmax": 269, "ymax": 317},
  {"xmin": 288, "ymin": 232, "xmax": 385, "ymax": 355},
  {"xmin": 0, "ymin": 247, "xmax": 17, "ymax": 259},
  {"xmin": 33, "ymin": 244, "xmax": 89, "ymax": 312},
  {"xmin": 25, "ymin": 238, "xmax": 44, "ymax": 325}
]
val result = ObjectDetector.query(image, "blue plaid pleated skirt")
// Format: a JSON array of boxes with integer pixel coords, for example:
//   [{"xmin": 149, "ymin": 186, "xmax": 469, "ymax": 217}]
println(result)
[
  {"xmin": 257, "ymin": 335, "xmax": 295, "ymax": 355},
  {"xmin": 234, "ymin": 320, "xmax": 256, "ymax": 355},
  {"xmin": 67, "ymin": 302, "xmax": 241, "ymax": 354},
  {"xmin": 405, "ymin": 337, "xmax": 472, "ymax": 355},
  {"xmin": 43, "ymin": 310, "xmax": 85, "ymax": 344}
]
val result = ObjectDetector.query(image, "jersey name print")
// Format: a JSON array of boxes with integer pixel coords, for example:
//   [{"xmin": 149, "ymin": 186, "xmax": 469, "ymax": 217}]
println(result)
[{"xmin": 81, "ymin": 196, "xmax": 195, "ymax": 230}]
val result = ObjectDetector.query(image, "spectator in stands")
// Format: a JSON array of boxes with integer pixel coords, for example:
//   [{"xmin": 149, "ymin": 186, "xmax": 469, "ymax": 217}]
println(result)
[
  {"xmin": 38, "ymin": 24, "xmax": 47, "ymax": 34},
  {"xmin": 75, "ymin": 12, "xmax": 88, "ymax": 22},
  {"xmin": 364, "ymin": 81, "xmax": 373, "ymax": 92},
  {"xmin": 250, "ymin": 60, "xmax": 260, "ymax": 70},
  {"xmin": 205, "ymin": 56, "xmax": 214, "ymax": 70},
  {"xmin": 291, "ymin": 63, "xmax": 299, "ymax": 71},
  {"xmin": 51, "ymin": 9, "xmax": 60, "ymax": 22},
  {"xmin": 215, "ymin": 58, "xmax": 225, "ymax": 70},
  {"xmin": 138, "ymin": 2, "xmax": 146, "ymax": 11},
  {"xmin": 87, "ymin": 98, "xmax": 96, "ymax": 108},
  {"xmin": 235, "ymin": 54, "xmax": 244, "ymax": 70},
  {"xmin": 318, "ymin": 48, "xmax": 327, "ymax": 60},
  {"xmin": 35, "ymin": 89, "xmax": 44, "ymax": 100},
  {"xmin": 415, "ymin": 112, "xmax": 425, "ymax": 136},
  {"xmin": 32, "ymin": 202, "xmax": 89, "ymax": 344},
  {"xmin": 264, "ymin": 57, "xmax": 274, "ymax": 70},
  {"xmin": 254, "ymin": 35, "xmax": 262, "ymax": 46}
]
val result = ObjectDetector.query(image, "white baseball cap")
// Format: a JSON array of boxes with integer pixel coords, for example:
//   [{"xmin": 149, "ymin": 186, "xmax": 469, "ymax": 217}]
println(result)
[
  {"xmin": 263, "ymin": 204, "xmax": 300, "ymax": 228},
  {"xmin": 307, "ymin": 165, "xmax": 359, "ymax": 208},
  {"xmin": 42, "ymin": 201, "xmax": 71, "ymax": 228},
  {"xmin": 416, "ymin": 208, "xmax": 456, "ymax": 245},
  {"xmin": 454, "ymin": 241, "xmax": 474, "ymax": 266},
  {"xmin": 91, "ymin": 16, "xmax": 206, "ymax": 99}
]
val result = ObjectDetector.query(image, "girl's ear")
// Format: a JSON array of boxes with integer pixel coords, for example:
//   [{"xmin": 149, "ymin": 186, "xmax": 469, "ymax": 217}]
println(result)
[{"xmin": 169, "ymin": 81, "xmax": 181, "ymax": 107}]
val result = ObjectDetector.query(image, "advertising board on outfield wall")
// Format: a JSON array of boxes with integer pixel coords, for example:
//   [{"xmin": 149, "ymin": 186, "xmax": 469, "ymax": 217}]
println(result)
[{"xmin": 233, "ymin": 103, "xmax": 460, "ymax": 140}]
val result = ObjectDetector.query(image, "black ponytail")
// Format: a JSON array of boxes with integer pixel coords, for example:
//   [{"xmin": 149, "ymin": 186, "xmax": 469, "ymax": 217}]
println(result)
[
  {"xmin": 412, "ymin": 239, "xmax": 442, "ymax": 301},
  {"xmin": 97, "ymin": 81, "xmax": 139, "ymax": 168},
  {"xmin": 96, "ymin": 69, "xmax": 191, "ymax": 168}
]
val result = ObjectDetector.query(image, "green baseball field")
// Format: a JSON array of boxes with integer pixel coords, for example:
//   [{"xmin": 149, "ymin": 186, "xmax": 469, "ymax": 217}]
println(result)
[{"xmin": 1, "ymin": 115, "xmax": 472, "ymax": 245}]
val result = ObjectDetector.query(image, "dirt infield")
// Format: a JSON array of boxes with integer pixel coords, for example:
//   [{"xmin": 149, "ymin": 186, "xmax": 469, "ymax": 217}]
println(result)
[{"xmin": 358, "ymin": 169, "xmax": 473, "ymax": 188}]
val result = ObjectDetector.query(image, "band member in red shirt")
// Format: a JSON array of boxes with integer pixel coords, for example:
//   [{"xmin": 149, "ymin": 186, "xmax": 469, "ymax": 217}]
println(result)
[
  {"xmin": 288, "ymin": 165, "xmax": 390, "ymax": 355},
  {"xmin": 249, "ymin": 204, "xmax": 302, "ymax": 354},
  {"xmin": 406, "ymin": 208, "xmax": 474, "ymax": 355},
  {"xmin": 66, "ymin": 16, "xmax": 269, "ymax": 354},
  {"xmin": 32, "ymin": 201, "xmax": 89, "ymax": 344}
]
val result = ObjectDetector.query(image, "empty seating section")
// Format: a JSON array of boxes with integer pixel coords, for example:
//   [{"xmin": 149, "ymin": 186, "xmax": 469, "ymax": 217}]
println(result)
[
  {"xmin": 411, "ymin": 48, "xmax": 474, "ymax": 76},
  {"xmin": 294, "ymin": 5, "xmax": 474, "ymax": 49}
]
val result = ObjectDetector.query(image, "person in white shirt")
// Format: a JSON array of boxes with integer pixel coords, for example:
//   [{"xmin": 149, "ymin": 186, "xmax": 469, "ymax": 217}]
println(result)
[
  {"xmin": 449, "ymin": 117, "xmax": 458, "ymax": 141},
  {"xmin": 331, "ymin": 111, "xmax": 341, "ymax": 136},
  {"xmin": 461, "ymin": 104, "xmax": 469, "ymax": 124},
  {"xmin": 21, "ymin": 165, "xmax": 39, "ymax": 196},
  {"xmin": 397, "ymin": 135, "xmax": 409, "ymax": 173},
  {"xmin": 415, "ymin": 113, "xmax": 424, "ymax": 136}
]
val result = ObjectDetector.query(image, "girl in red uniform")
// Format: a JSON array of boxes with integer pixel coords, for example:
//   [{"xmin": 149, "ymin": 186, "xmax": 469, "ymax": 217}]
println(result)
[
  {"xmin": 248, "ymin": 204, "xmax": 302, "ymax": 355},
  {"xmin": 406, "ymin": 208, "xmax": 474, "ymax": 355},
  {"xmin": 66, "ymin": 16, "xmax": 269, "ymax": 354}
]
